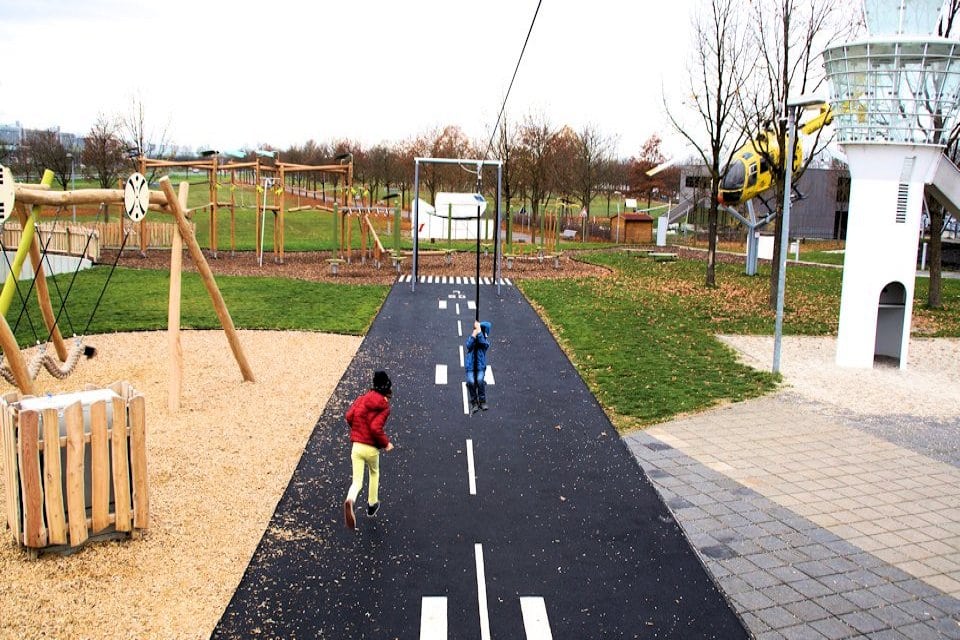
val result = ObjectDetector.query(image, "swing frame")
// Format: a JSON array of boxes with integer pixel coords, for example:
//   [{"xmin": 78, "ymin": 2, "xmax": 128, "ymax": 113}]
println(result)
[{"xmin": 411, "ymin": 157, "xmax": 504, "ymax": 294}]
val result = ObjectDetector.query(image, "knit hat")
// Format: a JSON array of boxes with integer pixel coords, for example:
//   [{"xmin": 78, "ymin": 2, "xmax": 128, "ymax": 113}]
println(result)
[{"xmin": 373, "ymin": 370, "xmax": 392, "ymax": 395}]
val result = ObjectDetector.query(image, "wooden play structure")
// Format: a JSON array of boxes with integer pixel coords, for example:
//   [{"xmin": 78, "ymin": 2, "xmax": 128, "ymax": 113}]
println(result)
[
  {"xmin": 1, "ymin": 382, "xmax": 147, "ymax": 555},
  {"xmin": 334, "ymin": 190, "xmax": 403, "ymax": 269},
  {"xmin": 255, "ymin": 159, "xmax": 352, "ymax": 264},
  {"xmin": 138, "ymin": 153, "xmax": 270, "ymax": 258},
  {"xmin": 0, "ymin": 164, "xmax": 257, "ymax": 554}
]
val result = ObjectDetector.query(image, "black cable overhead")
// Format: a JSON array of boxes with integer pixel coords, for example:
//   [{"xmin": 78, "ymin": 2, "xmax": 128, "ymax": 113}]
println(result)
[{"xmin": 481, "ymin": 0, "xmax": 543, "ymax": 162}]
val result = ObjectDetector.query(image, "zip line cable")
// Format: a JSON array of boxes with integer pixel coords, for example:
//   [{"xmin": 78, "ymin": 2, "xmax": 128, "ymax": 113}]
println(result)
[{"xmin": 480, "ymin": 0, "xmax": 543, "ymax": 163}]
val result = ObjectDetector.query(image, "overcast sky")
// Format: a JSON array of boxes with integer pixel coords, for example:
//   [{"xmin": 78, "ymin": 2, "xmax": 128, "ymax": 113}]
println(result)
[{"xmin": 0, "ymin": 0, "xmax": 696, "ymax": 159}]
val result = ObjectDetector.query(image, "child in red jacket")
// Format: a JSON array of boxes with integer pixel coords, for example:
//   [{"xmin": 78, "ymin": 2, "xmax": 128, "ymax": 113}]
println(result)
[{"xmin": 343, "ymin": 370, "xmax": 394, "ymax": 530}]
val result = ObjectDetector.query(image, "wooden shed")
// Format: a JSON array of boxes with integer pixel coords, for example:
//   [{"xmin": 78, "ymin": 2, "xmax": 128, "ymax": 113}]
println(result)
[{"xmin": 612, "ymin": 213, "xmax": 654, "ymax": 244}]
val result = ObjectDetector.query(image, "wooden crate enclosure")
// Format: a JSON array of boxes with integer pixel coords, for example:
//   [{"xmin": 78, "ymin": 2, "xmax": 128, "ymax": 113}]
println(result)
[{"xmin": 1, "ymin": 382, "xmax": 148, "ymax": 554}]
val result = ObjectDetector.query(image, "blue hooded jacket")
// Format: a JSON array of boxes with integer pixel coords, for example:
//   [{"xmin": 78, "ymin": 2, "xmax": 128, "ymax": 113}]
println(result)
[{"xmin": 465, "ymin": 321, "xmax": 491, "ymax": 371}]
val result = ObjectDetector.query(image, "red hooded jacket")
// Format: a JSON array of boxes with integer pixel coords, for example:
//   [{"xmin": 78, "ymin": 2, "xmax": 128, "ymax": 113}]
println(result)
[{"xmin": 346, "ymin": 389, "xmax": 391, "ymax": 449}]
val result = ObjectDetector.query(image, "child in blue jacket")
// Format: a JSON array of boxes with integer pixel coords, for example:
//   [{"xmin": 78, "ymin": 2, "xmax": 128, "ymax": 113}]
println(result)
[{"xmin": 465, "ymin": 320, "xmax": 491, "ymax": 413}]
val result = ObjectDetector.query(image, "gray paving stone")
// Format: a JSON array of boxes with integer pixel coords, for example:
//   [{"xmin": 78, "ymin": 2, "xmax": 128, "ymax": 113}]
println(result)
[
  {"xmin": 818, "ymin": 573, "xmax": 861, "ymax": 592},
  {"xmin": 792, "ymin": 579, "xmax": 836, "ymax": 599},
  {"xmin": 843, "ymin": 588, "xmax": 888, "ymax": 610},
  {"xmin": 809, "ymin": 616, "xmax": 858, "ymax": 639},
  {"xmin": 895, "ymin": 621, "xmax": 943, "ymax": 639},
  {"xmin": 847, "ymin": 569, "xmax": 888, "ymax": 589},
  {"xmin": 755, "ymin": 631, "xmax": 787, "ymax": 640},
  {"xmin": 742, "ymin": 569, "xmax": 783, "ymax": 590},
  {"xmin": 839, "ymin": 611, "xmax": 888, "ymax": 634},
  {"xmin": 755, "ymin": 605, "xmax": 801, "ymax": 630},
  {"xmin": 814, "ymin": 594, "xmax": 860, "ymax": 615},
  {"xmin": 926, "ymin": 594, "xmax": 960, "ymax": 616},
  {"xmin": 896, "ymin": 597, "xmax": 944, "ymax": 619},
  {"xmin": 763, "ymin": 584, "xmax": 808, "ymax": 606},
  {"xmin": 700, "ymin": 543, "xmax": 737, "ymax": 560},
  {"xmin": 795, "ymin": 560, "xmax": 835, "ymax": 579},
  {"xmin": 732, "ymin": 589, "xmax": 777, "ymax": 611},
  {"xmin": 890, "ymin": 578, "xmax": 939, "ymax": 599},
  {"xmin": 728, "ymin": 538, "xmax": 766, "ymax": 556},
  {"xmin": 868, "ymin": 582, "xmax": 914, "ymax": 605},
  {"xmin": 865, "ymin": 629, "xmax": 910, "ymax": 640},
  {"xmin": 776, "ymin": 623, "xmax": 829, "ymax": 639},
  {"xmin": 769, "ymin": 565, "xmax": 809, "ymax": 584},
  {"xmin": 870, "ymin": 603, "xmax": 928, "ymax": 628},
  {"xmin": 718, "ymin": 575, "xmax": 754, "ymax": 595},
  {"xmin": 745, "ymin": 551, "xmax": 787, "ymax": 570},
  {"xmin": 783, "ymin": 599, "xmax": 833, "ymax": 623},
  {"xmin": 929, "ymin": 616, "xmax": 960, "ymax": 637}
]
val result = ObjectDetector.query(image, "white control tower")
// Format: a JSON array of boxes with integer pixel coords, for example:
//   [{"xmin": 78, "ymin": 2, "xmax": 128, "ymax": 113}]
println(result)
[{"xmin": 823, "ymin": 0, "xmax": 960, "ymax": 368}]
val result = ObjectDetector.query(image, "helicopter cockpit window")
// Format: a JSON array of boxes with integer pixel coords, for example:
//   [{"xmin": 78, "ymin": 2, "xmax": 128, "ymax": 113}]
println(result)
[
  {"xmin": 747, "ymin": 163, "xmax": 758, "ymax": 187},
  {"xmin": 721, "ymin": 162, "xmax": 745, "ymax": 190}
]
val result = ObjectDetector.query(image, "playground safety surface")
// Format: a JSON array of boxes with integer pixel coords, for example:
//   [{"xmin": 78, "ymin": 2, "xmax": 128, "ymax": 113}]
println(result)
[{"xmin": 212, "ymin": 280, "xmax": 746, "ymax": 638}]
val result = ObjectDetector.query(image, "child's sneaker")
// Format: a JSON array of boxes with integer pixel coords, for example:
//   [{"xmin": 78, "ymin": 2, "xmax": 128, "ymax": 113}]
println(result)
[
  {"xmin": 480, "ymin": 401, "xmax": 489, "ymax": 411},
  {"xmin": 344, "ymin": 498, "xmax": 356, "ymax": 530},
  {"xmin": 470, "ymin": 402, "xmax": 480, "ymax": 414},
  {"xmin": 367, "ymin": 502, "xmax": 380, "ymax": 517}
]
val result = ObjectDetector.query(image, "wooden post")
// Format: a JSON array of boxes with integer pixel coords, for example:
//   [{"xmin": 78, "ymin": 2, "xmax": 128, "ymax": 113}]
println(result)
[
  {"xmin": 254, "ymin": 161, "xmax": 262, "ymax": 264},
  {"xmin": 279, "ymin": 165, "xmax": 285, "ymax": 264},
  {"xmin": 333, "ymin": 202, "xmax": 340, "ymax": 258},
  {"xmin": 17, "ymin": 209, "xmax": 68, "ymax": 361},
  {"xmin": 230, "ymin": 169, "xmax": 236, "ymax": 254},
  {"xmin": 158, "ymin": 177, "xmax": 255, "ymax": 382},
  {"xmin": 210, "ymin": 155, "xmax": 218, "ymax": 258},
  {"xmin": 168, "ymin": 181, "xmax": 188, "ymax": 411}
]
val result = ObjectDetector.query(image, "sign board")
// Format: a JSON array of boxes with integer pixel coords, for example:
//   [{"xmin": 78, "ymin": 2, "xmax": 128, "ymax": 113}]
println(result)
[
  {"xmin": 123, "ymin": 173, "xmax": 149, "ymax": 222},
  {"xmin": 0, "ymin": 164, "xmax": 13, "ymax": 224},
  {"xmin": 624, "ymin": 198, "xmax": 638, "ymax": 210}
]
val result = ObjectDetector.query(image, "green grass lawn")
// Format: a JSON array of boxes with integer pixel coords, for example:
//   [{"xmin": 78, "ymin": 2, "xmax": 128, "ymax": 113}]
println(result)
[
  {"xmin": 5, "ymin": 267, "xmax": 389, "ymax": 345},
  {"xmin": 520, "ymin": 251, "xmax": 960, "ymax": 430},
  {"xmin": 5, "ymin": 247, "xmax": 957, "ymax": 432}
]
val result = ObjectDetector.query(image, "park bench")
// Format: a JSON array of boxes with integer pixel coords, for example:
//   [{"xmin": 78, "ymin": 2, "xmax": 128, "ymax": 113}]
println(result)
[
  {"xmin": 560, "ymin": 229, "xmax": 578, "ymax": 241},
  {"xmin": 650, "ymin": 252, "xmax": 678, "ymax": 262}
]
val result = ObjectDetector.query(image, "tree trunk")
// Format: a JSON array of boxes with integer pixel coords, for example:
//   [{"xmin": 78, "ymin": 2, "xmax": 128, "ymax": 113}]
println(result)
[
  {"xmin": 928, "ymin": 203, "xmax": 944, "ymax": 308},
  {"xmin": 706, "ymin": 202, "xmax": 718, "ymax": 287}
]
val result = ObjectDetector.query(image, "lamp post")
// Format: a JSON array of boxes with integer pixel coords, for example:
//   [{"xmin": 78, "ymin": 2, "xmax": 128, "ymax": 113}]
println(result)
[
  {"xmin": 66, "ymin": 152, "xmax": 76, "ymax": 222},
  {"xmin": 773, "ymin": 96, "xmax": 825, "ymax": 374}
]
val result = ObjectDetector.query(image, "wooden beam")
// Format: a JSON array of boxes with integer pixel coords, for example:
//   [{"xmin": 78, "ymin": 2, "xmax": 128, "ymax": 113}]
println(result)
[
  {"xmin": 167, "ymin": 181, "xmax": 188, "ymax": 412},
  {"xmin": 13, "ymin": 186, "xmax": 171, "ymax": 210},
  {"xmin": 158, "ymin": 177, "xmax": 255, "ymax": 383}
]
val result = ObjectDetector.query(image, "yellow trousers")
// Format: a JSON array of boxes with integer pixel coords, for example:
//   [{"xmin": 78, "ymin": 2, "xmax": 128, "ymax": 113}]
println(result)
[{"xmin": 347, "ymin": 442, "xmax": 381, "ymax": 505}]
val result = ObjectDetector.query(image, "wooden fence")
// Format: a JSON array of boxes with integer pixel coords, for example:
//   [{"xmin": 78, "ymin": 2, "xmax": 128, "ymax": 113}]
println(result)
[
  {"xmin": 1, "ymin": 381, "xmax": 149, "ymax": 554},
  {"xmin": 2, "ymin": 222, "xmax": 101, "ymax": 262}
]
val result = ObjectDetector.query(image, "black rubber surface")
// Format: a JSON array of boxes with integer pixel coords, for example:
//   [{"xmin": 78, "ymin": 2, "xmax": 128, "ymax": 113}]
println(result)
[{"xmin": 212, "ymin": 281, "xmax": 746, "ymax": 639}]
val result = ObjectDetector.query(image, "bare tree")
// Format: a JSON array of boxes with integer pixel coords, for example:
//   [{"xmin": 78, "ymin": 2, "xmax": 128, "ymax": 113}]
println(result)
[
  {"xmin": 924, "ymin": 0, "xmax": 960, "ymax": 309},
  {"xmin": 744, "ymin": 0, "xmax": 852, "ymax": 305},
  {"xmin": 119, "ymin": 94, "xmax": 172, "ymax": 181},
  {"xmin": 83, "ymin": 114, "xmax": 125, "ymax": 190},
  {"xmin": 516, "ymin": 112, "xmax": 556, "ymax": 244},
  {"xmin": 666, "ymin": 0, "xmax": 752, "ymax": 287},
  {"xmin": 571, "ymin": 123, "xmax": 617, "ymax": 218},
  {"xmin": 493, "ymin": 115, "xmax": 523, "ymax": 220},
  {"xmin": 24, "ymin": 129, "xmax": 75, "ymax": 191}
]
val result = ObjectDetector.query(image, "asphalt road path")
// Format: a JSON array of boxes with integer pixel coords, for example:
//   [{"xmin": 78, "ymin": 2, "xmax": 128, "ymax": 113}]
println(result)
[{"xmin": 213, "ymin": 278, "xmax": 745, "ymax": 639}]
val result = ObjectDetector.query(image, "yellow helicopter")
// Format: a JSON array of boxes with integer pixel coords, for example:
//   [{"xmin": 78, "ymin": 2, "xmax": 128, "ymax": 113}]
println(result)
[{"xmin": 718, "ymin": 104, "xmax": 833, "ymax": 206}]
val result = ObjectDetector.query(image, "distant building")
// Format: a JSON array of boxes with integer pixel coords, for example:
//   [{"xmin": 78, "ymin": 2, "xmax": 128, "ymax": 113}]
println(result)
[{"xmin": 676, "ymin": 165, "xmax": 851, "ymax": 240}]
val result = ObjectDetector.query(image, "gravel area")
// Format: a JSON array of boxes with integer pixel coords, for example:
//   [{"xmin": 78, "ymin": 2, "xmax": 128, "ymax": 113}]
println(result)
[
  {"xmin": 101, "ymin": 248, "xmax": 611, "ymax": 284},
  {"xmin": 0, "ymin": 330, "xmax": 360, "ymax": 640},
  {"xmin": 719, "ymin": 335, "xmax": 960, "ymax": 464}
]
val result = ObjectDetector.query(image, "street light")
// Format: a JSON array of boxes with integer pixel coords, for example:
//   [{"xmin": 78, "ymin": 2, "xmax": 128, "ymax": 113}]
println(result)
[
  {"xmin": 66, "ymin": 152, "xmax": 75, "ymax": 222},
  {"xmin": 773, "ymin": 95, "xmax": 826, "ymax": 374}
]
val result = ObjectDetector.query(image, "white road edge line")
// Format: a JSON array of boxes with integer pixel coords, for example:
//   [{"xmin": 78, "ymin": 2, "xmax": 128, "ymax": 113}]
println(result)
[
  {"xmin": 461, "ymin": 382, "xmax": 470, "ymax": 414},
  {"xmin": 486, "ymin": 365, "xmax": 495, "ymax": 385},
  {"xmin": 520, "ymin": 597, "xmax": 553, "ymax": 640},
  {"xmin": 475, "ymin": 544, "xmax": 491, "ymax": 640},
  {"xmin": 457, "ymin": 320, "xmax": 463, "ymax": 337},
  {"xmin": 459, "ymin": 345, "xmax": 465, "ymax": 368},
  {"xmin": 420, "ymin": 596, "xmax": 447, "ymax": 639},
  {"xmin": 435, "ymin": 364, "xmax": 447, "ymax": 385},
  {"xmin": 466, "ymin": 439, "xmax": 476, "ymax": 495}
]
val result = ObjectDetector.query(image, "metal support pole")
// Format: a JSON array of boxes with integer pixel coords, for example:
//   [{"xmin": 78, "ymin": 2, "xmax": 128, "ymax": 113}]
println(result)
[
  {"xmin": 412, "ymin": 160, "xmax": 420, "ymax": 291},
  {"xmin": 773, "ymin": 108, "xmax": 798, "ymax": 374}
]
